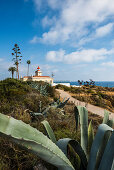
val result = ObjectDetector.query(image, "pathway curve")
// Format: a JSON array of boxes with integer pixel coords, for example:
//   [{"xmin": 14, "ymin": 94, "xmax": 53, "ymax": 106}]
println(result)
[{"xmin": 56, "ymin": 89, "xmax": 114, "ymax": 119}]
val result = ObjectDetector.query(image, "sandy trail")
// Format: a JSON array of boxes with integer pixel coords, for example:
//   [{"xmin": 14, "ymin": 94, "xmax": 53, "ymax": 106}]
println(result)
[{"xmin": 56, "ymin": 89, "xmax": 114, "ymax": 119}]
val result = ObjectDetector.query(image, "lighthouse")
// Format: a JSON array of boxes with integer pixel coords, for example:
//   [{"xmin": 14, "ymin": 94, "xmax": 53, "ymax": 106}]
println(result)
[
  {"xmin": 35, "ymin": 66, "xmax": 42, "ymax": 76},
  {"xmin": 22, "ymin": 65, "xmax": 53, "ymax": 85}
]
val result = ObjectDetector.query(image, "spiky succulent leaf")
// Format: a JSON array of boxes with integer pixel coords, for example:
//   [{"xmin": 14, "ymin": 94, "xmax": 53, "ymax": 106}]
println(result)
[
  {"xmin": 95, "ymin": 130, "xmax": 112, "ymax": 170},
  {"xmin": 42, "ymin": 106, "xmax": 51, "ymax": 116},
  {"xmin": 57, "ymin": 138, "xmax": 87, "ymax": 170},
  {"xmin": 57, "ymin": 98, "xmax": 70, "ymax": 108},
  {"xmin": 0, "ymin": 113, "xmax": 74, "ymax": 170},
  {"xmin": 107, "ymin": 119, "xmax": 114, "ymax": 128},
  {"xmin": 33, "ymin": 113, "xmax": 43, "ymax": 116},
  {"xmin": 87, "ymin": 124, "xmax": 113, "ymax": 170},
  {"xmin": 98, "ymin": 131, "xmax": 114, "ymax": 170},
  {"xmin": 103, "ymin": 110, "xmax": 110, "ymax": 124},
  {"xmin": 74, "ymin": 106, "xmax": 79, "ymax": 131},
  {"xmin": 41, "ymin": 120, "xmax": 57, "ymax": 143},
  {"xmin": 77, "ymin": 106, "xmax": 88, "ymax": 156},
  {"xmin": 88, "ymin": 120, "xmax": 94, "ymax": 154}
]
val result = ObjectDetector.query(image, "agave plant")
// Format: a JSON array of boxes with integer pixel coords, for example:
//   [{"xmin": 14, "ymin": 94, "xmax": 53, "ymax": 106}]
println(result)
[
  {"xmin": 102, "ymin": 110, "xmax": 114, "ymax": 127},
  {"xmin": 0, "ymin": 106, "xmax": 114, "ymax": 170},
  {"xmin": 28, "ymin": 82, "xmax": 48, "ymax": 96},
  {"xmin": 25, "ymin": 97, "xmax": 69, "ymax": 122},
  {"xmin": 74, "ymin": 106, "xmax": 114, "ymax": 157}
]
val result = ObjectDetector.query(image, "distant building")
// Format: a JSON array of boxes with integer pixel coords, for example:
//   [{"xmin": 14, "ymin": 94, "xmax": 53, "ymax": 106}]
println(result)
[{"xmin": 22, "ymin": 66, "xmax": 53, "ymax": 85}]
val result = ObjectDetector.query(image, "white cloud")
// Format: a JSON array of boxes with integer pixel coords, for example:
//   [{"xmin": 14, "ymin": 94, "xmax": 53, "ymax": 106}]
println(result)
[
  {"xmin": 46, "ymin": 48, "xmax": 114, "ymax": 64},
  {"xmin": 30, "ymin": 36, "xmax": 39, "ymax": 44},
  {"xmin": 79, "ymin": 23, "xmax": 114, "ymax": 45},
  {"xmin": 42, "ymin": 16, "xmax": 56, "ymax": 28},
  {"xmin": 101, "ymin": 61, "xmax": 114, "ymax": 67},
  {"xmin": 95, "ymin": 23, "xmax": 114, "ymax": 38},
  {"xmin": 31, "ymin": 0, "xmax": 114, "ymax": 45},
  {"xmin": 46, "ymin": 49, "xmax": 65, "ymax": 62}
]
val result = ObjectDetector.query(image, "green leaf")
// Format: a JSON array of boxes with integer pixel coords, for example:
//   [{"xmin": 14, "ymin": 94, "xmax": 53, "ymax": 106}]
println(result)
[
  {"xmin": 102, "ymin": 110, "xmax": 110, "ymax": 124},
  {"xmin": 0, "ymin": 113, "xmax": 74, "ymax": 170},
  {"xmin": 98, "ymin": 131, "xmax": 114, "ymax": 170},
  {"xmin": 107, "ymin": 119, "xmax": 114, "ymax": 128},
  {"xmin": 56, "ymin": 138, "xmax": 87, "ymax": 170},
  {"xmin": 41, "ymin": 120, "xmax": 57, "ymax": 143},
  {"xmin": 57, "ymin": 98, "xmax": 70, "ymax": 108},
  {"xmin": 88, "ymin": 120, "xmax": 94, "ymax": 154},
  {"xmin": 74, "ymin": 106, "xmax": 79, "ymax": 131},
  {"xmin": 87, "ymin": 124, "xmax": 113, "ymax": 170},
  {"xmin": 95, "ymin": 130, "xmax": 112, "ymax": 170},
  {"xmin": 77, "ymin": 106, "xmax": 88, "ymax": 156}
]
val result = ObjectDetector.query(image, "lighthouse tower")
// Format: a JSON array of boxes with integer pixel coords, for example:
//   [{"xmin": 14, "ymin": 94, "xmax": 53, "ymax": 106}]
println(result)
[{"xmin": 35, "ymin": 66, "xmax": 42, "ymax": 76}]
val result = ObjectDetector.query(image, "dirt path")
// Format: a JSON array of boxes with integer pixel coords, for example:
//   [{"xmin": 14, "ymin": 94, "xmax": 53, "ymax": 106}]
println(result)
[{"xmin": 56, "ymin": 89, "xmax": 114, "ymax": 119}]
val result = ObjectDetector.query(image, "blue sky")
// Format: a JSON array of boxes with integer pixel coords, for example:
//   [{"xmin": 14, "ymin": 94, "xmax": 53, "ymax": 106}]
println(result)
[{"xmin": 0, "ymin": 0, "xmax": 114, "ymax": 81}]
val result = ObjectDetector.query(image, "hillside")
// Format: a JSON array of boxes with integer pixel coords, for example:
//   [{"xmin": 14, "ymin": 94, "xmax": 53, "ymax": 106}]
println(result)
[{"xmin": 0, "ymin": 79, "xmax": 111, "ymax": 169}]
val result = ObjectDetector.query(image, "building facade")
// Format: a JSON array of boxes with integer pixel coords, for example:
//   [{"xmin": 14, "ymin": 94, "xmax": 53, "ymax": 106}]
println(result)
[{"xmin": 22, "ymin": 66, "xmax": 53, "ymax": 85}]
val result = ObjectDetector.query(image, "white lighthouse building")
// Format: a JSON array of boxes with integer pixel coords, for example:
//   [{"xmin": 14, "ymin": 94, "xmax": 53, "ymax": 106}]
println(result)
[
  {"xmin": 35, "ymin": 66, "xmax": 42, "ymax": 76},
  {"xmin": 22, "ymin": 66, "xmax": 53, "ymax": 85}
]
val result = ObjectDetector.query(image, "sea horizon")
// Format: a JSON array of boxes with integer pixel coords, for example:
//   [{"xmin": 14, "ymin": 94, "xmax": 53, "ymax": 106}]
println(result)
[{"xmin": 54, "ymin": 81, "xmax": 114, "ymax": 88}]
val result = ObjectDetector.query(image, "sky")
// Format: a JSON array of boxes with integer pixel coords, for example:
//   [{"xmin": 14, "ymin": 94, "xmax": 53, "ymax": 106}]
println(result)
[{"xmin": 0, "ymin": 0, "xmax": 114, "ymax": 81}]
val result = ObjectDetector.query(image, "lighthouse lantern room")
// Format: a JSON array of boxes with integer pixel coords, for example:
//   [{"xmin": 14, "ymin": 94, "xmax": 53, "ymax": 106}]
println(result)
[{"xmin": 35, "ymin": 66, "xmax": 42, "ymax": 76}]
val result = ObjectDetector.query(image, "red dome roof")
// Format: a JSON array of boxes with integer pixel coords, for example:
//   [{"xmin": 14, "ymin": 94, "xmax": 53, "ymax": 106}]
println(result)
[{"xmin": 37, "ymin": 66, "xmax": 40, "ymax": 70}]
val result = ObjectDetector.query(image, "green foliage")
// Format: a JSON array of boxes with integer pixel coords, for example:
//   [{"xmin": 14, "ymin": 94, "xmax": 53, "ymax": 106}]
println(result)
[
  {"xmin": 0, "ymin": 78, "xmax": 50, "ymax": 115},
  {"xmin": 0, "ymin": 113, "xmax": 74, "ymax": 170},
  {"xmin": 102, "ymin": 110, "xmax": 114, "ymax": 128},
  {"xmin": 77, "ymin": 106, "xmax": 88, "ymax": 156},
  {"xmin": 8, "ymin": 67, "xmax": 16, "ymax": 78},
  {"xmin": 87, "ymin": 124, "xmax": 113, "ymax": 170},
  {"xmin": 88, "ymin": 121, "xmax": 94, "ymax": 154},
  {"xmin": 12, "ymin": 44, "xmax": 22, "ymax": 79},
  {"xmin": 27, "ymin": 81, "xmax": 55, "ymax": 97},
  {"xmin": 41, "ymin": 120, "xmax": 57, "ymax": 143}
]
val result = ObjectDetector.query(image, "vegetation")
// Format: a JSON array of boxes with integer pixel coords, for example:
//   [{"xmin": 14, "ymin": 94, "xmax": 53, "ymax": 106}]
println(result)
[
  {"xmin": 78, "ymin": 79, "xmax": 95, "ymax": 86},
  {"xmin": 8, "ymin": 67, "xmax": 16, "ymax": 78},
  {"xmin": 27, "ymin": 60, "xmax": 31, "ymax": 76},
  {"xmin": 0, "ymin": 79, "xmax": 113, "ymax": 169},
  {"xmin": 12, "ymin": 44, "xmax": 22, "ymax": 79},
  {"xmin": 0, "ymin": 108, "xmax": 113, "ymax": 170},
  {"xmin": 55, "ymin": 84, "xmax": 114, "ymax": 112}
]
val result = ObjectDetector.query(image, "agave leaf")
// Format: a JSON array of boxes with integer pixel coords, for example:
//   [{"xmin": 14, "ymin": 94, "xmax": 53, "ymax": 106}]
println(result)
[
  {"xmin": 107, "ymin": 119, "xmax": 114, "ymax": 128},
  {"xmin": 88, "ymin": 120, "xmax": 94, "ymax": 154},
  {"xmin": 56, "ymin": 138, "xmax": 87, "ymax": 170},
  {"xmin": 98, "ymin": 131, "xmax": 114, "ymax": 170},
  {"xmin": 87, "ymin": 124, "xmax": 113, "ymax": 170},
  {"xmin": 77, "ymin": 106, "xmax": 88, "ymax": 156},
  {"xmin": 57, "ymin": 98, "xmax": 70, "ymax": 108},
  {"xmin": 34, "ymin": 113, "xmax": 43, "ymax": 116},
  {"xmin": 0, "ymin": 113, "xmax": 74, "ymax": 170},
  {"xmin": 56, "ymin": 96, "xmax": 60, "ymax": 104},
  {"xmin": 62, "ymin": 97, "xmax": 66, "ymax": 103},
  {"xmin": 41, "ymin": 120, "xmax": 57, "ymax": 143},
  {"xmin": 74, "ymin": 106, "xmax": 79, "ymax": 131},
  {"xmin": 102, "ymin": 110, "xmax": 110, "ymax": 124},
  {"xmin": 95, "ymin": 130, "xmax": 112, "ymax": 170},
  {"xmin": 42, "ymin": 106, "xmax": 51, "ymax": 116}
]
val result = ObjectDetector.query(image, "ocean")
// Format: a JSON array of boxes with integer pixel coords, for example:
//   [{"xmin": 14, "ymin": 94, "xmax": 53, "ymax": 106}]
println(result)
[{"xmin": 54, "ymin": 81, "xmax": 114, "ymax": 88}]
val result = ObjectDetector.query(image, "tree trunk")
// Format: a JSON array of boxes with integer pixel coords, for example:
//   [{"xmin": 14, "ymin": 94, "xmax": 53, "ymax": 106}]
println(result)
[
  {"xmin": 27, "ymin": 64, "xmax": 29, "ymax": 76},
  {"xmin": 12, "ymin": 71, "xmax": 14, "ymax": 79},
  {"xmin": 17, "ymin": 63, "xmax": 19, "ymax": 80}
]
